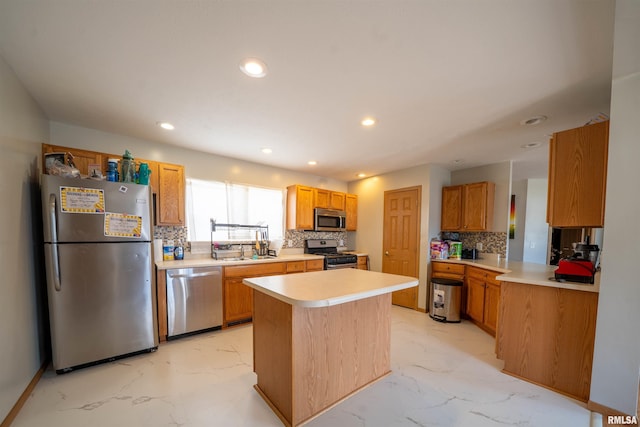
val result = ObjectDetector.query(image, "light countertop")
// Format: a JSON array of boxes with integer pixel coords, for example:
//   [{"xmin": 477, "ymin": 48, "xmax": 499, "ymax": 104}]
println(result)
[
  {"xmin": 432, "ymin": 257, "xmax": 599, "ymax": 293},
  {"xmin": 156, "ymin": 253, "xmax": 324, "ymax": 270},
  {"xmin": 243, "ymin": 268, "xmax": 418, "ymax": 307}
]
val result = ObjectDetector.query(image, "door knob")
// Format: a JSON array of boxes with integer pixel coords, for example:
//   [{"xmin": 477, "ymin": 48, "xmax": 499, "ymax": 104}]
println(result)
[{"xmin": 385, "ymin": 251, "xmax": 389, "ymax": 256}]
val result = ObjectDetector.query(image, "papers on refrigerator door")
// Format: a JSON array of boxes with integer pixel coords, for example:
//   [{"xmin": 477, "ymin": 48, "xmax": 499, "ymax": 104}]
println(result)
[
  {"xmin": 104, "ymin": 212, "xmax": 143, "ymax": 238},
  {"xmin": 60, "ymin": 186, "xmax": 105, "ymax": 213}
]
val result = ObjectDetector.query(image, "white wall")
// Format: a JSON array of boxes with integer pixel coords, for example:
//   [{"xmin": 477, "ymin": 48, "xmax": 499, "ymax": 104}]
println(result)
[
  {"xmin": 348, "ymin": 164, "xmax": 450, "ymax": 310},
  {"xmin": 50, "ymin": 122, "xmax": 348, "ymax": 193},
  {"xmin": 590, "ymin": 0, "xmax": 640, "ymax": 415},
  {"xmin": 508, "ymin": 179, "xmax": 527, "ymax": 261},
  {"xmin": 522, "ymin": 179, "xmax": 549, "ymax": 264},
  {"xmin": 0, "ymin": 55, "xmax": 50, "ymax": 422},
  {"xmin": 451, "ymin": 161, "xmax": 511, "ymax": 232}
]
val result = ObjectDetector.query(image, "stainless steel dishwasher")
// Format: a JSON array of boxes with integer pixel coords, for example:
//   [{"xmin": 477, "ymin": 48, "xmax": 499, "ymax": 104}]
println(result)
[{"xmin": 166, "ymin": 266, "xmax": 223, "ymax": 338}]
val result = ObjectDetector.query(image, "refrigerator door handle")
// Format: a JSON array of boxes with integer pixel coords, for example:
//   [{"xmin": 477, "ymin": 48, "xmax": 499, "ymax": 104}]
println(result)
[{"xmin": 49, "ymin": 193, "xmax": 62, "ymax": 291}]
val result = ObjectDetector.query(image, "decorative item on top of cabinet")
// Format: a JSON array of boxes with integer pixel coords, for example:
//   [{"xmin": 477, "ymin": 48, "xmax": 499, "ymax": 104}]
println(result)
[
  {"xmin": 547, "ymin": 120, "xmax": 609, "ymax": 228},
  {"xmin": 465, "ymin": 266, "xmax": 500, "ymax": 336},
  {"xmin": 431, "ymin": 261, "xmax": 466, "ymax": 315},
  {"xmin": 345, "ymin": 193, "xmax": 358, "ymax": 231},
  {"xmin": 441, "ymin": 182, "xmax": 495, "ymax": 232},
  {"xmin": 42, "ymin": 144, "xmax": 108, "ymax": 177}
]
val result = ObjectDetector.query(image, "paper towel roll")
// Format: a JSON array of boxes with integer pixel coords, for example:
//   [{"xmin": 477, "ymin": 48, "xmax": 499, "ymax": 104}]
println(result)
[{"xmin": 154, "ymin": 239, "xmax": 163, "ymax": 262}]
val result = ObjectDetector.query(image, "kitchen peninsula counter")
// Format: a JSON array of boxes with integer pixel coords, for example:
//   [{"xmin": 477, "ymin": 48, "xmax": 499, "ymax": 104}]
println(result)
[
  {"xmin": 244, "ymin": 269, "xmax": 418, "ymax": 427},
  {"xmin": 432, "ymin": 257, "xmax": 599, "ymax": 293}
]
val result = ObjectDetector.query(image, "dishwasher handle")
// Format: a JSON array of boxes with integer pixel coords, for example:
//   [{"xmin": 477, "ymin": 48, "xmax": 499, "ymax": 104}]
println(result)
[{"xmin": 167, "ymin": 270, "xmax": 221, "ymax": 279}]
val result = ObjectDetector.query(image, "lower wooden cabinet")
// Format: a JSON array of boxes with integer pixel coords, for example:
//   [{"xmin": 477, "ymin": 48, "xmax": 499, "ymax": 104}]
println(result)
[
  {"xmin": 357, "ymin": 255, "xmax": 369, "ymax": 270},
  {"xmin": 222, "ymin": 260, "xmax": 325, "ymax": 326},
  {"xmin": 465, "ymin": 266, "xmax": 501, "ymax": 336}
]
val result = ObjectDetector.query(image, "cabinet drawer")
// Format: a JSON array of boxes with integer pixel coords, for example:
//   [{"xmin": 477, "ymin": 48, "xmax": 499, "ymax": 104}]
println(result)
[
  {"xmin": 224, "ymin": 262, "xmax": 286, "ymax": 278},
  {"xmin": 357, "ymin": 256, "xmax": 368, "ymax": 266},
  {"xmin": 467, "ymin": 266, "xmax": 500, "ymax": 285},
  {"xmin": 286, "ymin": 261, "xmax": 305, "ymax": 273},
  {"xmin": 432, "ymin": 262, "xmax": 465, "ymax": 276},
  {"xmin": 305, "ymin": 259, "xmax": 324, "ymax": 271}
]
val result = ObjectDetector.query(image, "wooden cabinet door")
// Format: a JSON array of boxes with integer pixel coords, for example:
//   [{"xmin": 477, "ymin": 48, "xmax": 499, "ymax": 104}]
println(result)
[
  {"xmin": 463, "ymin": 182, "xmax": 493, "ymax": 231},
  {"xmin": 157, "ymin": 162, "xmax": 185, "ymax": 225},
  {"xmin": 345, "ymin": 194, "xmax": 358, "ymax": 231},
  {"xmin": 547, "ymin": 120, "xmax": 609, "ymax": 227},
  {"xmin": 466, "ymin": 277, "xmax": 485, "ymax": 323},
  {"xmin": 483, "ymin": 281, "xmax": 500, "ymax": 335},
  {"xmin": 286, "ymin": 185, "xmax": 315, "ymax": 230},
  {"xmin": 315, "ymin": 189, "xmax": 330, "ymax": 208},
  {"xmin": 441, "ymin": 185, "xmax": 463, "ymax": 231},
  {"xmin": 329, "ymin": 191, "xmax": 346, "ymax": 210},
  {"xmin": 224, "ymin": 277, "xmax": 253, "ymax": 324}
]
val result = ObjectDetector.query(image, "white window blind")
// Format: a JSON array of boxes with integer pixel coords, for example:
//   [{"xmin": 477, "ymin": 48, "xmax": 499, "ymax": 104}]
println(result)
[{"xmin": 186, "ymin": 178, "xmax": 284, "ymax": 242}]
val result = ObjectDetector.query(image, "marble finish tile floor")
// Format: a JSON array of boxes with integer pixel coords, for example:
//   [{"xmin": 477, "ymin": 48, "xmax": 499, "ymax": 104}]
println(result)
[{"xmin": 12, "ymin": 306, "xmax": 602, "ymax": 427}]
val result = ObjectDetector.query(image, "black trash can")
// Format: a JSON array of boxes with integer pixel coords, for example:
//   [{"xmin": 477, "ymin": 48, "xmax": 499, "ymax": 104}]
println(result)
[{"xmin": 429, "ymin": 277, "xmax": 462, "ymax": 323}]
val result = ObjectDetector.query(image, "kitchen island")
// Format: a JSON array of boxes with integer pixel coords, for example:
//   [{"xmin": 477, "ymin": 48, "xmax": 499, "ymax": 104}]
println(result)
[{"xmin": 243, "ymin": 268, "xmax": 418, "ymax": 427}]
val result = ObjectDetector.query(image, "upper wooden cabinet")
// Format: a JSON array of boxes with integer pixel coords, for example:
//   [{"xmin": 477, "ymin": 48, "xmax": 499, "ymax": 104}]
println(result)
[
  {"xmin": 441, "ymin": 182, "xmax": 495, "ymax": 232},
  {"xmin": 42, "ymin": 144, "xmax": 185, "ymax": 227},
  {"xmin": 315, "ymin": 189, "xmax": 346, "ymax": 210},
  {"xmin": 547, "ymin": 121, "xmax": 609, "ymax": 228},
  {"xmin": 286, "ymin": 185, "xmax": 316, "ymax": 230},
  {"xmin": 157, "ymin": 162, "xmax": 185, "ymax": 226},
  {"xmin": 287, "ymin": 184, "xmax": 358, "ymax": 230},
  {"xmin": 345, "ymin": 193, "xmax": 358, "ymax": 231}
]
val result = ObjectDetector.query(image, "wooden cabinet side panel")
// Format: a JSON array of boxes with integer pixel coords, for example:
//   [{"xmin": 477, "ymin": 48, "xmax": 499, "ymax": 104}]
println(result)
[
  {"xmin": 156, "ymin": 269, "xmax": 167, "ymax": 342},
  {"xmin": 499, "ymin": 281, "xmax": 597, "ymax": 402},
  {"xmin": 291, "ymin": 294, "xmax": 391, "ymax": 425},
  {"xmin": 345, "ymin": 194, "xmax": 358, "ymax": 231},
  {"xmin": 253, "ymin": 291, "xmax": 293, "ymax": 424}
]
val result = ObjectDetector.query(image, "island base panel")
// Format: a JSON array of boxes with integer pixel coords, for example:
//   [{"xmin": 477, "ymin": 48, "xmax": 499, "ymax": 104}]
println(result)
[{"xmin": 253, "ymin": 290, "xmax": 392, "ymax": 426}]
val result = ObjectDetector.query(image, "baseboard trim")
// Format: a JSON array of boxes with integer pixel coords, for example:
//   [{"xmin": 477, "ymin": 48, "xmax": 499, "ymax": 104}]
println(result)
[
  {"xmin": 1, "ymin": 360, "xmax": 48, "ymax": 427},
  {"xmin": 588, "ymin": 399, "xmax": 637, "ymax": 422}
]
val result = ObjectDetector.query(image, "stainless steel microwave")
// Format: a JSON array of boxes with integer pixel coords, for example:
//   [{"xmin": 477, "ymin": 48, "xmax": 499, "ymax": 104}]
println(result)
[{"xmin": 314, "ymin": 208, "xmax": 346, "ymax": 231}]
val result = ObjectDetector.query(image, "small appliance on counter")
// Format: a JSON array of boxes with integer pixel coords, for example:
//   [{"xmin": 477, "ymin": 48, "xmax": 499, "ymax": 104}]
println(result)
[{"xmin": 554, "ymin": 244, "xmax": 599, "ymax": 284}]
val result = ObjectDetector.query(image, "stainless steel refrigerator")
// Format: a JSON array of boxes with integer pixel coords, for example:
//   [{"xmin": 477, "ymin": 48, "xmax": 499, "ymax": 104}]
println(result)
[{"xmin": 41, "ymin": 174, "xmax": 158, "ymax": 373}]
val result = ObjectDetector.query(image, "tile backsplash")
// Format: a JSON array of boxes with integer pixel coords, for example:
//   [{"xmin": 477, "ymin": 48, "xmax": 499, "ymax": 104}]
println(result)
[
  {"xmin": 458, "ymin": 231, "xmax": 507, "ymax": 256},
  {"xmin": 154, "ymin": 226, "xmax": 188, "ymax": 247},
  {"xmin": 284, "ymin": 230, "xmax": 347, "ymax": 248}
]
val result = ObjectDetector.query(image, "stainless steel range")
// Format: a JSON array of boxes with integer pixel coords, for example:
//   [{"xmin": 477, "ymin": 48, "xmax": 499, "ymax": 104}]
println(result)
[{"xmin": 304, "ymin": 239, "xmax": 357, "ymax": 269}]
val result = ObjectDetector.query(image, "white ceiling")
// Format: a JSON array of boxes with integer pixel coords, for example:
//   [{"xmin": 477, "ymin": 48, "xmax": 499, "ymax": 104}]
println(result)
[{"xmin": 0, "ymin": 1, "xmax": 615, "ymax": 182}]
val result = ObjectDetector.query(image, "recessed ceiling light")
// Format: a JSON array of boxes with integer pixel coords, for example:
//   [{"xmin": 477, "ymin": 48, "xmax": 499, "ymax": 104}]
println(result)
[
  {"xmin": 357, "ymin": 173, "xmax": 366, "ymax": 178},
  {"xmin": 520, "ymin": 115, "xmax": 547, "ymax": 126},
  {"xmin": 261, "ymin": 147, "xmax": 272, "ymax": 154},
  {"xmin": 308, "ymin": 160, "xmax": 317, "ymax": 166},
  {"xmin": 361, "ymin": 117, "xmax": 376, "ymax": 127},
  {"xmin": 239, "ymin": 58, "xmax": 268, "ymax": 78},
  {"xmin": 157, "ymin": 121, "xmax": 175, "ymax": 130},
  {"xmin": 521, "ymin": 142, "xmax": 542, "ymax": 149}
]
